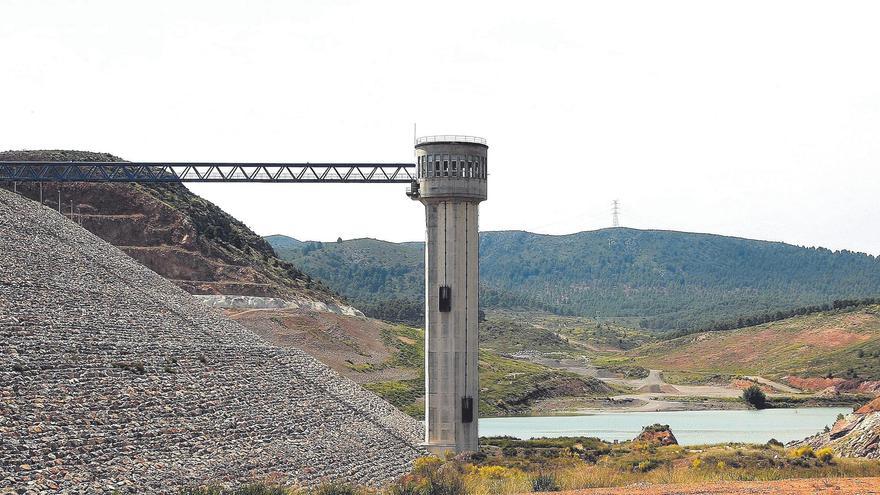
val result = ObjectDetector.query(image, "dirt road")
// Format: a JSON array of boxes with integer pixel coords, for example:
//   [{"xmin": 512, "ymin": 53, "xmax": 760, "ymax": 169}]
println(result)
[
  {"xmin": 745, "ymin": 375, "xmax": 803, "ymax": 393},
  {"xmin": 527, "ymin": 354, "xmax": 811, "ymax": 413},
  {"xmin": 539, "ymin": 477, "xmax": 880, "ymax": 494}
]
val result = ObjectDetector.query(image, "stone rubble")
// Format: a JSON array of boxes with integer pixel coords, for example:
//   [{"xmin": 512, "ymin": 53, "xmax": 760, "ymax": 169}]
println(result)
[
  {"xmin": 0, "ymin": 189, "xmax": 425, "ymax": 494},
  {"xmin": 793, "ymin": 397, "xmax": 880, "ymax": 459},
  {"xmin": 194, "ymin": 295, "xmax": 364, "ymax": 318}
]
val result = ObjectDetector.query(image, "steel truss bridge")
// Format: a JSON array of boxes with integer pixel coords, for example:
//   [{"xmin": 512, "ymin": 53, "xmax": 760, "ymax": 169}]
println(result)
[{"xmin": 0, "ymin": 162, "xmax": 416, "ymax": 183}]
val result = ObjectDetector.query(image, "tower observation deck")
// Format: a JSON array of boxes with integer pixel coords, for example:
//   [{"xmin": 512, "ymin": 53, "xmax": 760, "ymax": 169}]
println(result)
[{"xmin": 407, "ymin": 135, "xmax": 487, "ymax": 453}]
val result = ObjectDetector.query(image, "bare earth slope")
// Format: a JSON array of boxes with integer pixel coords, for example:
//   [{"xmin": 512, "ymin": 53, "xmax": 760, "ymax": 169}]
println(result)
[
  {"xmin": 0, "ymin": 188, "xmax": 423, "ymax": 493},
  {"xmin": 0, "ymin": 150, "xmax": 351, "ymax": 312},
  {"xmin": 630, "ymin": 305, "xmax": 880, "ymax": 385}
]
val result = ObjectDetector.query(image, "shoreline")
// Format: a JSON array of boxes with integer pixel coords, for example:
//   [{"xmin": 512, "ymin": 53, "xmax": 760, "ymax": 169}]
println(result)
[{"xmin": 494, "ymin": 395, "xmax": 862, "ymax": 418}]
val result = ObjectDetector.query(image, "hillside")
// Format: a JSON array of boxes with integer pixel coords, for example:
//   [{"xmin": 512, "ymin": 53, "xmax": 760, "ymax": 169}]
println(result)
[
  {"xmin": 797, "ymin": 397, "xmax": 880, "ymax": 459},
  {"xmin": 226, "ymin": 307, "xmax": 614, "ymax": 418},
  {"xmin": 0, "ymin": 187, "xmax": 423, "ymax": 492},
  {"xmin": 268, "ymin": 235, "xmax": 424, "ymax": 323},
  {"xmin": 268, "ymin": 229, "xmax": 880, "ymax": 330},
  {"xmin": 630, "ymin": 304, "xmax": 880, "ymax": 385},
  {"xmin": 1, "ymin": 150, "xmax": 349, "ymax": 312}
]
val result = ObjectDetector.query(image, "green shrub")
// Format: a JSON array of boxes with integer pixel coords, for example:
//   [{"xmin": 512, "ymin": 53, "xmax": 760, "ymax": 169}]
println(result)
[
  {"xmin": 636, "ymin": 459, "xmax": 659, "ymax": 472},
  {"xmin": 742, "ymin": 385, "xmax": 767, "ymax": 409},
  {"xmin": 816, "ymin": 447, "xmax": 834, "ymax": 463},
  {"xmin": 501, "ymin": 445, "xmax": 518, "ymax": 458},
  {"xmin": 531, "ymin": 473, "xmax": 560, "ymax": 492},
  {"xmin": 387, "ymin": 457, "xmax": 466, "ymax": 495},
  {"xmin": 787, "ymin": 446, "xmax": 815, "ymax": 459}
]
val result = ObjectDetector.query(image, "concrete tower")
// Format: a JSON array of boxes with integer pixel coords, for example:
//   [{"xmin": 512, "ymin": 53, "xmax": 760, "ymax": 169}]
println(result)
[{"xmin": 407, "ymin": 135, "xmax": 487, "ymax": 454}]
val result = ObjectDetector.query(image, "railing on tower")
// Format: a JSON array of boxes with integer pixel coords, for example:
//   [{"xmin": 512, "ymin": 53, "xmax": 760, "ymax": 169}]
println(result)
[{"xmin": 415, "ymin": 135, "xmax": 486, "ymax": 145}]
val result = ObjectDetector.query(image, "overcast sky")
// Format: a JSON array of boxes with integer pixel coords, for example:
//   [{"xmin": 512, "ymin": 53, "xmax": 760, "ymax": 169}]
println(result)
[{"xmin": 2, "ymin": 1, "xmax": 879, "ymax": 254}]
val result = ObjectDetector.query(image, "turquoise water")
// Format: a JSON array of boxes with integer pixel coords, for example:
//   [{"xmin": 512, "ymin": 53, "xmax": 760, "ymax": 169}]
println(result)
[{"xmin": 479, "ymin": 407, "xmax": 852, "ymax": 445}]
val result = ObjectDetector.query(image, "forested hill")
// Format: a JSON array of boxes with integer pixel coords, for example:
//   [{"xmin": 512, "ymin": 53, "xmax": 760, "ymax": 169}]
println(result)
[
  {"xmin": 268, "ymin": 235, "xmax": 425, "ymax": 323},
  {"xmin": 267, "ymin": 229, "xmax": 880, "ymax": 330}
]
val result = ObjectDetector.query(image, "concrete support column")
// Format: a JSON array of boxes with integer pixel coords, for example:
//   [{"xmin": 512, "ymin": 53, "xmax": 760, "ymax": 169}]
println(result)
[
  {"xmin": 410, "ymin": 136, "xmax": 487, "ymax": 454},
  {"xmin": 423, "ymin": 201, "xmax": 481, "ymax": 452}
]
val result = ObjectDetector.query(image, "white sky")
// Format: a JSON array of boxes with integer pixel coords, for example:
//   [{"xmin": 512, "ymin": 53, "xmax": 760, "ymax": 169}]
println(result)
[{"xmin": 2, "ymin": 1, "xmax": 879, "ymax": 254}]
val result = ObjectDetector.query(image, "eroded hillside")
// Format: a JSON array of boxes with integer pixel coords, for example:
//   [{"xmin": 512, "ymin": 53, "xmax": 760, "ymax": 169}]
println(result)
[
  {"xmin": 1, "ymin": 150, "xmax": 345, "ymax": 309},
  {"xmin": 226, "ymin": 307, "xmax": 615, "ymax": 418},
  {"xmin": 630, "ymin": 304, "xmax": 880, "ymax": 390}
]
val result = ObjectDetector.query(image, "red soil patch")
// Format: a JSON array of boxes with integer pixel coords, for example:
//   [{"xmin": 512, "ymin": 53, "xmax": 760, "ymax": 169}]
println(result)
[
  {"xmin": 786, "ymin": 376, "xmax": 880, "ymax": 394},
  {"xmin": 856, "ymin": 397, "xmax": 880, "ymax": 415},
  {"xmin": 541, "ymin": 477, "xmax": 880, "ymax": 494},
  {"xmin": 785, "ymin": 376, "xmax": 846, "ymax": 391},
  {"xmin": 798, "ymin": 327, "xmax": 872, "ymax": 349}
]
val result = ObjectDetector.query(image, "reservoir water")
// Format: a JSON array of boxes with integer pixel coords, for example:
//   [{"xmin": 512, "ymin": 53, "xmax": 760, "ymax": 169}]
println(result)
[{"xmin": 479, "ymin": 407, "xmax": 851, "ymax": 446}]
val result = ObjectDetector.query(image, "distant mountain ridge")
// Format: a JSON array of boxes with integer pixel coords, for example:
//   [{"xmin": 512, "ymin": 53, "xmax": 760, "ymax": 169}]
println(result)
[{"xmin": 268, "ymin": 228, "xmax": 880, "ymax": 330}]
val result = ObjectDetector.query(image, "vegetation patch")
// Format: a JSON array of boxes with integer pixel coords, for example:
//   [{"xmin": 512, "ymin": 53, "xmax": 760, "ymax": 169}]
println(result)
[
  {"xmin": 742, "ymin": 385, "xmax": 768, "ymax": 409},
  {"xmin": 660, "ymin": 370, "xmax": 733, "ymax": 386},
  {"xmin": 363, "ymin": 379, "xmax": 425, "ymax": 418},
  {"xmin": 479, "ymin": 351, "xmax": 611, "ymax": 417},
  {"xmin": 379, "ymin": 325, "xmax": 424, "ymax": 369},
  {"xmin": 361, "ymin": 321, "xmax": 613, "ymax": 418},
  {"xmin": 479, "ymin": 317, "xmax": 579, "ymax": 355}
]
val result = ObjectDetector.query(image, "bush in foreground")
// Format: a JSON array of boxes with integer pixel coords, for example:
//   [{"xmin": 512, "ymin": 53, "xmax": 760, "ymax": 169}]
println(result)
[
  {"xmin": 816, "ymin": 447, "xmax": 835, "ymax": 464},
  {"xmin": 530, "ymin": 473, "xmax": 560, "ymax": 492}
]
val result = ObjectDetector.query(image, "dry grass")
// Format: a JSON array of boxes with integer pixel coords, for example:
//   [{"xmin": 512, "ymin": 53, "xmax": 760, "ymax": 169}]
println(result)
[{"xmin": 181, "ymin": 442, "xmax": 880, "ymax": 494}]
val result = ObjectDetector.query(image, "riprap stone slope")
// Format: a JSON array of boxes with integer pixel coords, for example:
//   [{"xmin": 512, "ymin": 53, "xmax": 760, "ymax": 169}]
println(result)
[{"xmin": 0, "ymin": 189, "xmax": 424, "ymax": 494}]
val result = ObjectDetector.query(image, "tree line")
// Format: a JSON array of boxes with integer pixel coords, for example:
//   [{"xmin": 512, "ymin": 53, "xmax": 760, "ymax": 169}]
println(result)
[{"xmin": 660, "ymin": 297, "xmax": 880, "ymax": 340}]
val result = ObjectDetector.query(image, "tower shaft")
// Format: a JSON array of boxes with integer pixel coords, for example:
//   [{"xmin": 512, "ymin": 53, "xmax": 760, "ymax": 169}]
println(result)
[
  {"xmin": 424, "ymin": 200, "xmax": 480, "ymax": 452},
  {"xmin": 409, "ymin": 136, "xmax": 487, "ymax": 454}
]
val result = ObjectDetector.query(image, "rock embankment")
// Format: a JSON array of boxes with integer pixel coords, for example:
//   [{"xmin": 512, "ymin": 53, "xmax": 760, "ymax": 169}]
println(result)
[
  {"xmin": 0, "ymin": 188, "xmax": 424, "ymax": 494},
  {"xmin": 794, "ymin": 397, "xmax": 880, "ymax": 459},
  {"xmin": 633, "ymin": 424, "xmax": 678, "ymax": 446}
]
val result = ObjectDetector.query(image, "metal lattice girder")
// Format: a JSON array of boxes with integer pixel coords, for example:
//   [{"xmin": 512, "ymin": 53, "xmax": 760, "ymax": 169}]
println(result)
[{"xmin": 0, "ymin": 162, "xmax": 416, "ymax": 183}]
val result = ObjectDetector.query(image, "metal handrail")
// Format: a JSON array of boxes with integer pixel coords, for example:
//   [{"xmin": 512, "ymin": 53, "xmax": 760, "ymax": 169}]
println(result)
[{"xmin": 416, "ymin": 135, "xmax": 486, "ymax": 145}]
